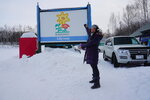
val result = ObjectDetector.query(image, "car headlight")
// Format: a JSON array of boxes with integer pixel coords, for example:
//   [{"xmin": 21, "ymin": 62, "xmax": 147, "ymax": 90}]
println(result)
[{"xmin": 118, "ymin": 49, "xmax": 129, "ymax": 55}]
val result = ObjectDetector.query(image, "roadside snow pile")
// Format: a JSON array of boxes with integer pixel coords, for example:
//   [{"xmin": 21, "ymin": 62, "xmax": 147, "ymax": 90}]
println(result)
[{"xmin": 0, "ymin": 46, "xmax": 150, "ymax": 100}]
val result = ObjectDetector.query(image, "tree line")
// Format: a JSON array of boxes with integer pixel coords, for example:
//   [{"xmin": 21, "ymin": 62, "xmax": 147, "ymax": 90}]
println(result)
[
  {"xmin": 0, "ymin": 25, "xmax": 34, "ymax": 45},
  {"xmin": 108, "ymin": 0, "xmax": 150, "ymax": 36}
]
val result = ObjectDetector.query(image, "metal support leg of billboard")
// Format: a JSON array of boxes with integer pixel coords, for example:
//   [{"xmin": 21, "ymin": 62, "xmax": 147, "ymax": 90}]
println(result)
[{"xmin": 36, "ymin": 2, "xmax": 41, "ymax": 53}]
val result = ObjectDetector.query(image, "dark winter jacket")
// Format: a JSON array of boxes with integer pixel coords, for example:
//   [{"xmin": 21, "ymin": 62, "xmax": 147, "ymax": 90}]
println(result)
[{"xmin": 81, "ymin": 27, "xmax": 103, "ymax": 65}]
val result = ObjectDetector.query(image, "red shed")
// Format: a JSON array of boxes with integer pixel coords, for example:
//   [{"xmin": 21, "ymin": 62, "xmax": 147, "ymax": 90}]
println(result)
[{"xmin": 19, "ymin": 32, "xmax": 37, "ymax": 58}]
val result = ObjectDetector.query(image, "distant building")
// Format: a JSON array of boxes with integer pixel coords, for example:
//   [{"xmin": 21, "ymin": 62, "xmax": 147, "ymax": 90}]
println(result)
[{"xmin": 130, "ymin": 23, "xmax": 150, "ymax": 46}]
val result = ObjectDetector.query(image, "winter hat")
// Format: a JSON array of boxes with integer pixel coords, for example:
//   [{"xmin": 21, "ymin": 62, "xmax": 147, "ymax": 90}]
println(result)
[
  {"xmin": 92, "ymin": 24, "xmax": 102, "ymax": 34},
  {"xmin": 92, "ymin": 24, "xmax": 98, "ymax": 29}
]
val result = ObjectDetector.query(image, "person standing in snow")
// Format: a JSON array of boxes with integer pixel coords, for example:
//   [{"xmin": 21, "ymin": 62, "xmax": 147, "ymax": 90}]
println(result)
[{"xmin": 79, "ymin": 24, "xmax": 103, "ymax": 89}]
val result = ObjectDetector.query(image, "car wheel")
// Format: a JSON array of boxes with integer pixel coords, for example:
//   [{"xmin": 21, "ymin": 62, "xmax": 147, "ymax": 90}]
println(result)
[
  {"xmin": 103, "ymin": 52, "xmax": 108, "ymax": 61},
  {"xmin": 112, "ymin": 53, "xmax": 120, "ymax": 68}
]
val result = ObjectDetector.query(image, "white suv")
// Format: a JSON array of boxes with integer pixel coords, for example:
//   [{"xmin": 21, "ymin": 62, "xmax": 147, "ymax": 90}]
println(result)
[{"xmin": 103, "ymin": 36, "xmax": 150, "ymax": 67}]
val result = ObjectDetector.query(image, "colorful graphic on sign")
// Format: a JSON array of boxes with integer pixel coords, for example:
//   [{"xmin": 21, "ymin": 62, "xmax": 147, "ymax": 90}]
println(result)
[{"xmin": 55, "ymin": 12, "xmax": 70, "ymax": 34}]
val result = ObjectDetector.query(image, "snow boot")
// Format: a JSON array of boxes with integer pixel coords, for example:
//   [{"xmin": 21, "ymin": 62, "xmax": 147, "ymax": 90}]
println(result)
[
  {"xmin": 89, "ymin": 79, "xmax": 95, "ymax": 83},
  {"xmin": 89, "ymin": 74, "xmax": 95, "ymax": 83},
  {"xmin": 91, "ymin": 79, "xmax": 100, "ymax": 89}
]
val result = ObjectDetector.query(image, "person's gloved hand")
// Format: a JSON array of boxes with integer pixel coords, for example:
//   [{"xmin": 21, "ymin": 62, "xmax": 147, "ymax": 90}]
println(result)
[{"xmin": 84, "ymin": 24, "xmax": 88, "ymax": 28}]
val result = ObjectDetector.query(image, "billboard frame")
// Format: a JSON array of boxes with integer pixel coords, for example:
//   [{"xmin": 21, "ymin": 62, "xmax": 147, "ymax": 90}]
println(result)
[{"xmin": 36, "ymin": 3, "xmax": 92, "ymax": 52}]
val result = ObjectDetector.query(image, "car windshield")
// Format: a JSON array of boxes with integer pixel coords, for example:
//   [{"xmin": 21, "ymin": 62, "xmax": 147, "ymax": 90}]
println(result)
[{"xmin": 114, "ymin": 37, "xmax": 140, "ymax": 45}]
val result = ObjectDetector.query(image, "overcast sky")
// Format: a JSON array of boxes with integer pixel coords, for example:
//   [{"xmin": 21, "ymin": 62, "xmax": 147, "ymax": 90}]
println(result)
[{"xmin": 0, "ymin": 0, "xmax": 130, "ymax": 32}]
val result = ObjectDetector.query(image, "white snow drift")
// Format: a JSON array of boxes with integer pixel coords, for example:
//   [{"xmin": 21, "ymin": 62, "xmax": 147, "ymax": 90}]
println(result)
[{"xmin": 0, "ymin": 46, "xmax": 150, "ymax": 100}]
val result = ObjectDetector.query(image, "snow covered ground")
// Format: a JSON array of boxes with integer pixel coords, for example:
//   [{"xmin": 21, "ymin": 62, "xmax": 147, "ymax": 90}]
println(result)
[{"xmin": 0, "ymin": 45, "xmax": 150, "ymax": 100}]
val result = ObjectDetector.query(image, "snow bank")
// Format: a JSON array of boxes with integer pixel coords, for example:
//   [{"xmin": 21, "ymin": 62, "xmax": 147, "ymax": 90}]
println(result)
[{"xmin": 0, "ymin": 47, "xmax": 150, "ymax": 100}]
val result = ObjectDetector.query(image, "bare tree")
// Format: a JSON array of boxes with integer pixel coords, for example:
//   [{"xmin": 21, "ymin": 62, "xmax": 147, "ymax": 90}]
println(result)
[
  {"xmin": 122, "ymin": 4, "xmax": 138, "ymax": 33},
  {"xmin": 134, "ymin": 0, "xmax": 149, "ymax": 24},
  {"xmin": 107, "ymin": 0, "xmax": 150, "ymax": 36},
  {"xmin": 0, "ymin": 25, "xmax": 35, "ymax": 45},
  {"xmin": 108, "ymin": 13, "xmax": 117, "ymax": 34}
]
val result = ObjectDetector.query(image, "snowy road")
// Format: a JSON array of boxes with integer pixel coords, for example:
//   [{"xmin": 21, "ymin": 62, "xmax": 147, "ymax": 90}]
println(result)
[{"xmin": 0, "ymin": 46, "xmax": 150, "ymax": 100}]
